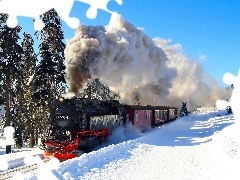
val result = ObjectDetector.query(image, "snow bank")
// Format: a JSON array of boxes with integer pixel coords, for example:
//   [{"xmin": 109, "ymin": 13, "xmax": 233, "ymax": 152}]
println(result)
[{"xmin": 23, "ymin": 109, "xmax": 239, "ymax": 180}]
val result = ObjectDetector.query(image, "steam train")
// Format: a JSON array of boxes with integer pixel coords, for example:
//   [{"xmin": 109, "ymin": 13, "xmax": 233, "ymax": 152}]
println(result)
[{"xmin": 42, "ymin": 96, "xmax": 178, "ymax": 161}]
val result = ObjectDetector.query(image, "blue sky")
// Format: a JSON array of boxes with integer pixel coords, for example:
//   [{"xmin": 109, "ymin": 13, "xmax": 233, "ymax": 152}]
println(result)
[{"xmin": 17, "ymin": 0, "xmax": 240, "ymax": 87}]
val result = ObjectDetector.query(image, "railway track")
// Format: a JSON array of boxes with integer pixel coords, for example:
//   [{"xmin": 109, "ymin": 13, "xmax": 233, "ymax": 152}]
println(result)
[{"xmin": 0, "ymin": 159, "xmax": 50, "ymax": 180}]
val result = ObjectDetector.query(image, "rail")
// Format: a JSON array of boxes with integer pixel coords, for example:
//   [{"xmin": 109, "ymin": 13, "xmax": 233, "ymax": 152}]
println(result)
[{"xmin": 0, "ymin": 159, "xmax": 50, "ymax": 180}]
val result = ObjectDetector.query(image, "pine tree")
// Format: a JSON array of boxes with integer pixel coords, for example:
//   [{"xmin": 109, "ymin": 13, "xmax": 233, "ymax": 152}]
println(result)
[
  {"xmin": 226, "ymin": 106, "xmax": 232, "ymax": 115},
  {"xmin": 34, "ymin": 8, "xmax": 66, "ymax": 106},
  {"xmin": 0, "ymin": 13, "xmax": 23, "ymax": 153},
  {"xmin": 32, "ymin": 9, "xmax": 67, "ymax": 141},
  {"xmin": 180, "ymin": 102, "xmax": 191, "ymax": 117},
  {"xmin": 79, "ymin": 78, "xmax": 120, "ymax": 101},
  {"xmin": 15, "ymin": 32, "xmax": 40, "ymax": 148}
]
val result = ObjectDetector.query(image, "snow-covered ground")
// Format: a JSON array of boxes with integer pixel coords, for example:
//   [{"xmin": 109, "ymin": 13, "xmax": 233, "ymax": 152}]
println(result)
[
  {"xmin": 1, "ymin": 108, "xmax": 240, "ymax": 180},
  {"xmin": 0, "ymin": 147, "xmax": 44, "ymax": 172}
]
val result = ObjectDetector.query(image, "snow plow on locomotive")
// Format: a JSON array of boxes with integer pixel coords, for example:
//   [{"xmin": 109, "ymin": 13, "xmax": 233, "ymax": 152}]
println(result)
[{"xmin": 42, "ymin": 96, "xmax": 178, "ymax": 161}]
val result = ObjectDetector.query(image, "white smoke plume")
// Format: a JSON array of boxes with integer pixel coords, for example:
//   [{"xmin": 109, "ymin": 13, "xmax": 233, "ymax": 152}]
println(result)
[
  {"xmin": 153, "ymin": 38, "xmax": 232, "ymax": 110},
  {"xmin": 64, "ymin": 14, "xmax": 177, "ymax": 105},
  {"xmin": 64, "ymin": 13, "xmax": 231, "ymax": 111}
]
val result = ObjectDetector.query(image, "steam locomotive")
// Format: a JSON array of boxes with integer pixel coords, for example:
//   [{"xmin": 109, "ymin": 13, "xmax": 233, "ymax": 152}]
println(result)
[{"xmin": 42, "ymin": 96, "xmax": 178, "ymax": 161}]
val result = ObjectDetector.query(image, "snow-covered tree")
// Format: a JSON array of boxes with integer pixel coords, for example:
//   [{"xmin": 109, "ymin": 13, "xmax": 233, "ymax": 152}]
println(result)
[
  {"xmin": 226, "ymin": 106, "xmax": 232, "ymax": 115},
  {"xmin": 14, "ymin": 32, "xmax": 41, "ymax": 148},
  {"xmin": 79, "ymin": 78, "xmax": 120, "ymax": 101},
  {"xmin": 32, "ymin": 9, "xmax": 67, "ymax": 143},
  {"xmin": 33, "ymin": 9, "xmax": 67, "ymax": 108},
  {"xmin": 0, "ymin": 13, "xmax": 23, "ymax": 153},
  {"xmin": 180, "ymin": 102, "xmax": 191, "ymax": 117}
]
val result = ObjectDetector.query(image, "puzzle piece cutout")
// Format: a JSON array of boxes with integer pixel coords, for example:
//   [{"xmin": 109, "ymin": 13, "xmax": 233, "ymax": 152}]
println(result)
[
  {"xmin": 0, "ymin": 126, "xmax": 14, "ymax": 171},
  {"xmin": 12, "ymin": 155, "xmax": 60, "ymax": 180},
  {"xmin": 0, "ymin": 159, "xmax": 8, "ymax": 171},
  {"xmin": 77, "ymin": 0, "xmax": 123, "ymax": 19},
  {"xmin": 0, "ymin": 0, "xmax": 123, "ymax": 31},
  {"xmin": 216, "ymin": 69, "xmax": 240, "ymax": 126},
  {"xmin": 0, "ymin": 126, "xmax": 15, "ymax": 148}
]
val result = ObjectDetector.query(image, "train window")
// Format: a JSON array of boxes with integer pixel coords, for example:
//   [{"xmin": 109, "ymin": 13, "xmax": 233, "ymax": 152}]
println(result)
[
  {"xmin": 174, "ymin": 109, "xmax": 178, "ymax": 115},
  {"xmin": 135, "ymin": 112, "xmax": 139, "ymax": 121},
  {"xmin": 145, "ymin": 111, "xmax": 150, "ymax": 119},
  {"xmin": 147, "ymin": 112, "xmax": 151, "ymax": 119},
  {"xmin": 159, "ymin": 110, "xmax": 167, "ymax": 117},
  {"xmin": 159, "ymin": 110, "xmax": 163, "ymax": 116}
]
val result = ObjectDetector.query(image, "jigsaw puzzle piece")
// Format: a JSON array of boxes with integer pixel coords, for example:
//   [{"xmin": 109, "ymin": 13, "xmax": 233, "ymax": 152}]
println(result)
[
  {"xmin": 54, "ymin": 0, "xmax": 80, "ymax": 29},
  {"xmin": 0, "ymin": 160, "xmax": 8, "ymax": 171},
  {"xmin": 217, "ymin": 69, "xmax": 240, "ymax": 127},
  {"xmin": 216, "ymin": 99, "xmax": 230, "ymax": 110},
  {"xmin": 0, "ymin": 0, "xmax": 18, "ymax": 28},
  {"xmin": 0, "ymin": 0, "xmax": 49, "ymax": 30},
  {"xmin": 34, "ymin": 18, "xmax": 45, "ymax": 31},
  {"xmin": 77, "ymin": 0, "xmax": 122, "ymax": 19},
  {"xmin": 223, "ymin": 72, "xmax": 236, "ymax": 85},
  {"xmin": 228, "ymin": 70, "xmax": 240, "ymax": 124},
  {"xmin": 3, "ymin": 126, "xmax": 15, "ymax": 146},
  {"xmin": 6, "ymin": 14, "xmax": 18, "ymax": 28}
]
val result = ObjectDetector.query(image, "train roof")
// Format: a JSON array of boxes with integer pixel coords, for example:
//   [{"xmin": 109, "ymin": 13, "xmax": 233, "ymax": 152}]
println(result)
[
  {"xmin": 168, "ymin": 106, "xmax": 178, "ymax": 109},
  {"xmin": 148, "ymin": 106, "xmax": 170, "ymax": 110},
  {"xmin": 152, "ymin": 106, "xmax": 178, "ymax": 109},
  {"xmin": 110, "ymin": 100, "xmax": 126, "ymax": 108},
  {"xmin": 124, "ymin": 105, "xmax": 153, "ymax": 110}
]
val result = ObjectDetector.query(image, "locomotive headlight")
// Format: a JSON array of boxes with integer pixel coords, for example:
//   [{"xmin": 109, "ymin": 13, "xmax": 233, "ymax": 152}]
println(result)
[{"xmin": 59, "ymin": 97, "xmax": 64, "ymax": 102}]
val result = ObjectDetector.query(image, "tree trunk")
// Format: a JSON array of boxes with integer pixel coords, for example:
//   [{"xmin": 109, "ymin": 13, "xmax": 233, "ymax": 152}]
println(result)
[
  {"xmin": 31, "ymin": 128, "xmax": 35, "ymax": 147},
  {"xmin": 35, "ymin": 128, "xmax": 38, "ymax": 146},
  {"xmin": 29, "ymin": 126, "xmax": 35, "ymax": 148},
  {"xmin": 5, "ymin": 73, "xmax": 11, "ymax": 154},
  {"xmin": 27, "ymin": 122, "xmax": 35, "ymax": 148}
]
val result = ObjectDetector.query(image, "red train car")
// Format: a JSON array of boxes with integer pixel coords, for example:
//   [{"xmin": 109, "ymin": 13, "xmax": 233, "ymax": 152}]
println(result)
[
  {"xmin": 124, "ymin": 105, "xmax": 179, "ymax": 129},
  {"xmin": 124, "ymin": 105, "xmax": 152, "ymax": 129},
  {"xmin": 168, "ymin": 107, "xmax": 178, "ymax": 121},
  {"xmin": 148, "ymin": 106, "xmax": 169, "ymax": 126}
]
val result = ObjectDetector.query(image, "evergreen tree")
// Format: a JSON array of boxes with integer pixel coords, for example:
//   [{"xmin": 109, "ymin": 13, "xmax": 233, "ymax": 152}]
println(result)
[
  {"xmin": 226, "ymin": 106, "xmax": 232, "ymax": 115},
  {"xmin": 0, "ymin": 13, "xmax": 23, "ymax": 153},
  {"xmin": 32, "ymin": 9, "xmax": 67, "ymax": 141},
  {"xmin": 34, "ymin": 8, "xmax": 66, "ymax": 106},
  {"xmin": 180, "ymin": 102, "xmax": 191, "ymax": 117},
  {"xmin": 15, "ymin": 32, "xmax": 40, "ymax": 148},
  {"xmin": 79, "ymin": 78, "xmax": 120, "ymax": 101}
]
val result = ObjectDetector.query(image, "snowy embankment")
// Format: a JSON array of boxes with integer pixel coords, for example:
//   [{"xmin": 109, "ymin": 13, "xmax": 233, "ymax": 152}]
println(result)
[
  {"xmin": 23, "ymin": 109, "xmax": 240, "ymax": 180},
  {"xmin": 0, "ymin": 147, "xmax": 44, "ymax": 172}
]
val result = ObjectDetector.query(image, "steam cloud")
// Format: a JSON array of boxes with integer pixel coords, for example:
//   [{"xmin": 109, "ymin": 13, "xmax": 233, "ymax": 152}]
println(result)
[
  {"xmin": 64, "ymin": 14, "xmax": 177, "ymax": 105},
  {"xmin": 153, "ymin": 38, "xmax": 231, "ymax": 110},
  {"xmin": 64, "ymin": 13, "xmax": 231, "ymax": 110}
]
